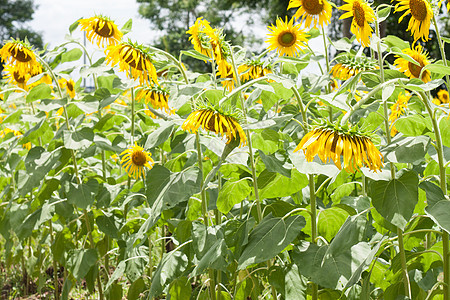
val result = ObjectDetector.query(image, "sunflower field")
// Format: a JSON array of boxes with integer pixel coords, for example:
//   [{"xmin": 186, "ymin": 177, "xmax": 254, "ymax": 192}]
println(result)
[{"xmin": 1, "ymin": 0, "xmax": 450, "ymax": 299}]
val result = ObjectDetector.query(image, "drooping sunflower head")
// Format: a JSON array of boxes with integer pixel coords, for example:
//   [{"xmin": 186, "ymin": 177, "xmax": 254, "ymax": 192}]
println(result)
[
  {"xmin": 394, "ymin": 43, "xmax": 431, "ymax": 82},
  {"xmin": 389, "ymin": 92, "xmax": 411, "ymax": 136},
  {"xmin": 135, "ymin": 84, "xmax": 172, "ymax": 113},
  {"xmin": 238, "ymin": 59, "xmax": 272, "ymax": 83},
  {"xmin": 3, "ymin": 63, "xmax": 30, "ymax": 89},
  {"xmin": 266, "ymin": 17, "xmax": 309, "ymax": 57},
  {"xmin": 58, "ymin": 78, "xmax": 76, "ymax": 99},
  {"xmin": 181, "ymin": 105, "xmax": 247, "ymax": 147},
  {"xmin": 0, "ymin": 39, "xmax": 42, "ymax": 75},
  {"xmin": 339, "ymin": 0, "xmax": 375, "ymax": 47},
  {"xmin": 438, "ymin": 89, "xmax": 449, "ymax": 104},
  {"xmin": 120, "ymin": 143, "xmax": 154, "ymax": 180},
  {"xmin": 394, "ymin": 0, "xmax": 433, "ymax": 41},
  {"xmin": 105, "ymin": 40, "xmax": 158, "ymax": 85},
  {"xmin": 79, "ymin": 15, "xmax": 123, "ymax": 48},
  {"xmin": 186, "ymin": 17, "xmax": 214, "ymax": 57},
  {"xmin": 205, "ymin": 27, "xmax": 232, "ymax": 75},
  {"xmin": 288, "ymin": 0, "xmax": 333, "ymax": 28},
  {"xmin": 294, "ymin": 124, "xmax": 383, "ymax": 173},
  {"xmin": 330, "ymin": 53, "xmax": 378, "ymax": 80},
  {"xmin": 217, "ymin": 62, "xmax": 236, "ymax": 92}
]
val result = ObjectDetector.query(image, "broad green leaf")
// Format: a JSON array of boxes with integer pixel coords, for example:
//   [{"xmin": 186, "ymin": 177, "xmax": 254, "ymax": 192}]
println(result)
[
  {"xmin": 289, "ymin": 148, "xmax": 340, "ymax": 177},
  {"xmin": 369, "ymin": 169, "xmax": 419, "ymax": 229},
  {"xmin": 423, "ymin": 63, "xmax": 450, "ymax": 76},
  {"xmin": 169, "ymin": 277, "xmax": 192, "ymax": 300},
  {"xmin": 149, "ymin": 251, "xmax": 189, "ymax": 298},
  {"xmin": 63, "ymin": 127, "xmax": 94, "ymax": 150},
  {"xmin": 192, "ymin": 239, "xmax": 228, "ymax": 276},
  {"xmin": 180, "ymin": 50, "xmax": 210, "ymax": 61},
  {"xmin": 16, "ymin": 201, "xmax": 55, "ymax": 240},
  {"xmin": 426, "ymin": 200, "xmax": 450, "ymax": 234},
  {"xmin": 258, "ymin": 150, "xmax": 292, "ymax": 178},
  {"xmin": 61, "ymin": 48, "xmax": 83, "ymax": 63},
  {"xmin": 395, "ymin": 114, "xmax": 430, "ymax": 136},
  {"xmin": 285, "ymin": 264, "xmax": 307, "ymax": 300},
  {"xmin": 127, "ymin": 278, "xmax": 146, "ymax": 300},
  {"xmin": 318, "ymin": 206, "xmax": 350, "ymax": 242},
  {"xmin": 66, "ymin": 249, "xmax": 98, "ymax": 280},
  {"xmin": 251, "ymin": 129, "xmax": 279, "ymax": 154},
  {"xmin": 377, "ymin": 6, "xmax": 391, "ymax": 22},
  {"xmin": 440, "ymin": 117, "xmax": 450, "ymax": 148},
  {"xmin": 420, "ymin": 181, "xmax": 445, "ymax": 209},
  {"xmin": 144, "ymin": 121, "xmax": 175, "ymax": 149},
  {"xmin": 106, "ymin": 283, "xmax": 123, "ymax": 300},
  {"xmin": 238, "ymin": 214, "xmax": 305, "ymax": 269},
  {"xmin": 384, "ymin": 35, "xmax": 409, "ymax": 50},
  {"xmin": 26, "ymin": 83, "xmax": 52, "ymax": 103},
  {"xmin": 382, "ymin": 83, "xmax": 395, "ymax": 102},
  {"xmin": 21, "ymin": 119, "xmax": 54, "ymax": 145},
  {"xmin": 67, "ymin": 179, "xmax": 99, "ymax": 210},
  {"xmin": 258, "ymin": 169, "xmax": 308, "ymax": 199},
  {"xmin": 96, "ymin": 213, "xmax": 120, "ymax": 239},
  {"xmin": 383, "ymin": 135, "xmax": 430, "ymax": 164},
  {"xmin": 121, "ymin": 18, "xmax": 132, "ymax": 34},
  {"xmin": 217, "ymin": 179, "xmax": 251, "ymax": 214}
]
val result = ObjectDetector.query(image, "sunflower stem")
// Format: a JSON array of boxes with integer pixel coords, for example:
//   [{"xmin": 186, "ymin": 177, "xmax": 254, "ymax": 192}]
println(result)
[
  {"xmin": 130, "ymin": 87, "xmax": 135, "ymax": 144},
  {"xmin": 49, "ymin": 220, "xmax": 59, "ymax": 300},
  {"xmin": 397, "ymin": 227, "xmax": 412, "ymax": 297},
  {"xmin": 309, "ymin": 174, "xmax": 318, "ymax": 300},
  {"xmin": 431, "ymin": 15, "xmax": 450, "ymax": 90},
  {"xmin": 292, "ymin": 86, "xmax": 308, "ymax": 128},
  {"xmin": 321, "ymin": 26, "xmax": 332, "ymax": 122},
  {"xmin": 418, "ymin": 90, "xmax": 449, "ymax": 300}
]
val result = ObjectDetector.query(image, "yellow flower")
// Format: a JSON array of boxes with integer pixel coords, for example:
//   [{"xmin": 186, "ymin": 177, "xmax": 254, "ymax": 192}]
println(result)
[
  {"xmin": 0, "ymin": 39, "xmax": 42, "ymax": 76},
  {"xmin": 294, "ymin": 127, "xmax": 383, "ymax": 173},
  {"xmin": 135, "ymin": 85, "xmax": 172, "ymax": 113},
  {"xmin": 205, "ymin": 27, "xmax": 231, "ymax": 76},
  {"xmin": 0, "ymin": 128, "xmax": 31, "ymax": 150},
  {"xmin": 3, "ymin": 64, "xmax": 30, "ymax": 89},
  {"xmin": 339, "ymin": 0, "xmax": 375, "ymax": 47},
  {"xmin": 217, "ymin": 62, "xmax": 236, "ymax": 92},
  {"xmin": 438, "ymin": 89, "xmax": 449, "ymax": 104},
  {"xmin": 186, "ymin": 17, "xmax": 213, "ymax": 57},
  {"xmin": 79, "ymin": 15, "xmax": 123, "ymax": 48},
  {"xmin": 120, "ymin": 143, "xmax": 154, "ymax": 179},
  {"xmin": 238, "ymin": 60, "xmax": 272, "ymax": 82},
  {"xmin": 389, "ymin": 92, "xmax": 411, "ymax": 136},
  {"xmin": 58, "ymin": 78, "xmax": 76, "ymax": 99},
  {"xmin": 394, "ymin": 0, "xmax": 433, "ymax": 42},
  {"xmin": 105, "ymin": 41, "xmax": 158, "ymax": 85},
  {"xmin": 288, "ymin": 0, "xmax": 333, "ymax": 28},
  {"xmin": 330, "ymin": 54, "xmax": 378, "ymax": 80},
  {"xmin": 181, "ymin": 108, "xmax": 247, "ymax": 147},
  {"xmin": 394, "ymin": 43, "xmax": 431, "ymax": 82},
  {"xmin": 266, "ymin": 17, "xmax": 309, "ymax": 57}
]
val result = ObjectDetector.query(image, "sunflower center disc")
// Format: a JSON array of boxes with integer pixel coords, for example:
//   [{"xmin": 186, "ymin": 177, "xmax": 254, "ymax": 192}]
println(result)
[
  {"xmin": 94, "ymin": 21, "xmax": 114, "ymax": 37},
  {"xmin": 303, "ymin": 0, "xmax": 324, "ymax": 15},
  {"xmin": 123, "ymin": 48, "xmax": 144, "ymax": 71},
  {"xmin": 131, "ymin": 151, "xmax": 147, "ymax": 166},
  {"xmin": 408, "ymin": 61, "xmax": 423, "ymax": 78},
  {"xmin": 13, "ymin": 71, "xmax": 26, "ymax": 84},
  {"xmin": 353, "ymin": 2, "xmax": 366, "ymax": 27},
  {"xmin": 409, "ymin": 0, "xmax": 427, "ymax": 21},
  {"xmin": 279, "ymin": 31, "xmax": 296, "ymax": 47},
  {"xmin": 66, "ymin": 81, "xmax": 74, "ymax": 93},
  {"xmin": 442, "ymin": 93, "xmax": 449, "ymax": 103},
  {"xmin": 13, "ymin": 47, "xmax": 32, "ymax": 63}
]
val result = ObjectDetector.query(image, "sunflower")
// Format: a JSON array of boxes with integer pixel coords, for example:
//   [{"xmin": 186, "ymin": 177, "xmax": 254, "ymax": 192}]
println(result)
[
  {"xmin": 339, "ymin": 0, "xmax": 375, "ymax": 47},
  {"xmin": 394, "ymin": 43, "xmax": 431, "ymax": 82},
  {"xmin": 438, "ymin": 89, "xmax": 449, "ymax": 104},
  {"xmin": 3, "ymin": 64, "xmax": 30, "ymax": 89},
  {"xmin": 238, "ymin": 59, "xmax": 272, "ymax": 83},
  {"xmin": 389, "ymin": 92, "xmax": 411, "ymax": 136},
  {"xmin": 186, "ymin": 17, "xmax": 214, "ymax": 57},
  {"xmin": 330, "ymin": 53, "xmax": 378, "ymax": 80},
  {"xmin": 288, "ymin": 0, "xmax": 333, "ymax": 28},
  {"xmin": 181, "ymin": 108, "xmax": 247, "ymax": 147},
  {"xmin": 205, "ymin": 27, "xmax": 231, "ymax": 76},
  {"xmin": 135, "ymin": 85, "xmax": 172, "ymax": 112},
  {"xmin": 266, "ymin": 17, "xmax": 309, "ymax": 57},
  {"xmin": 120, "ymin": 143, "xmax": 154, "ymax": 179},
  {"xmin": 0, "ymin": 39, "xmax": 42, "ymax": 76},
  {"xmin": 58, "ymin": 78, "xmax": 76, "ymax": 99},
  {"xmin": 294, "ymin": 126, "xmax": 383, "ymax": 173},
  {"xmin": 79, "ymin": 15, "xmax": 123, "ymax": 48},
  {"xmin": 0, "ymin": 128, "xmax": 31, "ymax": 150},
  {"xmin": 394, "ymin": 0, "xmax": 433, "ymax": 42},
  {"xmin": 217, "ymin": 62, "xmax": 237, "ymax": 92},
  {"xmin": 105, "ymin": 41, "xmax": 158, "ymax": 85}
]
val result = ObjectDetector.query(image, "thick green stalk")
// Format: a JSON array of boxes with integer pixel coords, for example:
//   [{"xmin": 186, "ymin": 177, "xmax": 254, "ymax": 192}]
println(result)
[
  {"xmin": 321, "ymin": 26, "xmax": 332, "ymax": 122},
  {"xmin": 309, "ymin": 175, "xmax": 318, "ymax": 300},
  {"xmin": 397, "ymin": 228, "xmax": 411, "ymax": 297},
  {"xmin": 49, "ymin": 221, "xmax": 59, "ymax": 300},
  {"xmin": 130, "ymin": 87, "xmax": 135, "ymax": 144},
  {"xmin": 431, "ymin": 15, "xmax": 450, "ymax": 89}
]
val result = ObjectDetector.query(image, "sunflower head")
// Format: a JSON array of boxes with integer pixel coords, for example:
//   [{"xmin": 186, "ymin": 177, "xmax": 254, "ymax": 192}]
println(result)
[
  {"xmin": 389, "ymin": 92, "xmax": 411, "ymax": 136},
  {"xmin": 58, "ymin": 78, "xmax": 76, "ymax": 99},
  {"xmin": 394, "ymin": 43, "xmax": 431, "ymax": 82},
  {"xmin": 438, "ymin": 89, "xmax": 449, "ymax": 104},
  {"xmin": 205, "ymin": 27, "xmax": 232, "ymax": 75},
  {"xmin": 339, "ymin": 0, "xmax": 375, "ymax": 47},
  {"xmin": 330, "ymin": 53, "xmax": 378, "ymax": 80},
  {"xmin": 217, "ymin": 62, "xmax": 236, "ymax": 92},
  {"xmin": 0, "ymin": 39, "xmax": 42, "ymax": 75},
  {"xmin": 120, "ymin": 143, "xmax": 154, "ymax": 179},
  {"xmin": 135, "ymin": 84, "xmax": 172, "ymax": 113},
  {"xmin": 186, "ymin": 17, "xmax": 214, "ymax": 57},
  {"xmin": 266, "ymin": 17, "xmax": 309, "ymax": 57},
  {"xmin": 79, "ymin": 15, "xmax": 123, "ymax": 48},
  {"xmin": 105, "ymin": 40, "xmax": 158, "ymax": 85},
  {"xmin": 294, "ymin": 123, "xmax": 383, "ymax": 173},
  {"xmin": 238, "ymin": 59, "xmax": 272, "ymax": 82},
  {"xmin": 394, "ymin": 0, "xmax": 433, "ymax": 41},
  {"xmin": 3, "ymin": 64, "xmax": 30, "ymax": 89},
  {"xmin": 181, "ymin": 104, "xmax": 247, "ymax": 147},
  {"xmin": 288, "ymin": 0, "xmax": 333, "ymax": 28}
]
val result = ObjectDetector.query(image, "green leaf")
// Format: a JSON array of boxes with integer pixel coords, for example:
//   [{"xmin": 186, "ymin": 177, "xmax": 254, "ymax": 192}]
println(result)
[
  {"xmin": 251, "ymin": 129, "xmax": 279, "ymax": 154},
  {"xmin": 180, "ymin": 50, "xmax": 210, "ymax": 61},
  {"xmin": 238, "ymin": 214, "xmax": 305, "ymax": 269},
  {"xmin": 384, "ymin": 35, "xmax": 409, "ymax": 50},
  {"xmin": 96, "ymin": 214, "xmax": 120, "ymax": 239},
  {"xmin": 67, "ymin": 179, "xmax": 99, "ymax": 210},
  {"xmin": 383, "ymin": 135, "xmax": 430, "ymax": 164},
  {"xmin": 258, "ymin": 169, "xmax": 308, "ymax": 199},
  {"xmin": 144, "ymin": 121, "xmax": 175, "ymax": 149},
  {"xmin": 420, "ymin": 181, "xmax": 445, "ymax": 209},
  {"xmin": 258, "ymin": 150, "xmax": 292, "ymax": 178},
  {"xmin": 377, "ymin": 6, "xmax": 391, "ymax": 22},
  {"xmin": 63, "ymin": 127, "xmax": 94, "ymax": 150},
  {"xmin": 284, "ymin": 264, "xmax": 307, "ymax": 300},
  {"xmin": 106, "ymin": 283, "xmax": 123, "ymax": 300},
  {"xmin": 16, "ymin": 201, "xmax": 55, "ymax": 240},
  {"xmin": 121, "ymin": 18, "xmax": 133, "ymax": 34},
  {"xmin": 60, "ymin": 48, "xmax": 83, "ymax": 63},
  {"xmin": 440, "ymin": 117, "xmax": 450, "ymax": 148},
  {"xmin": 26, "ymin": 83, "xmax": 52, "ymax": 103},
  {"xmin": 217, "ymin": 179, "xmax": 251, "ymax": 214},
  {"xmin": 318, "ymin": 206, "xmax": 350, "ymax": 242},
  {"xmin": 69, "ymin": 19, "xmax": 80, "ymax": 33},
  {"xmin": 395, "ymin": 114, "xmax": 430, "ymax": 136},
  {"xmin": 127, "ymin": 278, "xmax": 146, "ymax": 300},
  {"xmin": 66, "ymin": 249, "xmax": 98, "ymax": 280},
  {"xmin": 426, "ymin": 200, "xmax": 450, "ymax": 234},
  {"xmin": 423, "ymin": 63, "xmax": 450, "ymax": 76},
  {"xmin": 369, "ymin": 169, "xmax": 419, "ymax": 229},
  {"xmin": 169, "ymin": 277, "xmax": 192, "ymax": 300},
  {"xmin": 149, "ymin": 251, "xmax": 189, "ymax": 298},
  {"xmin": 382, "ymin": 83, "xmax": 395, "ymax": 102}
]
